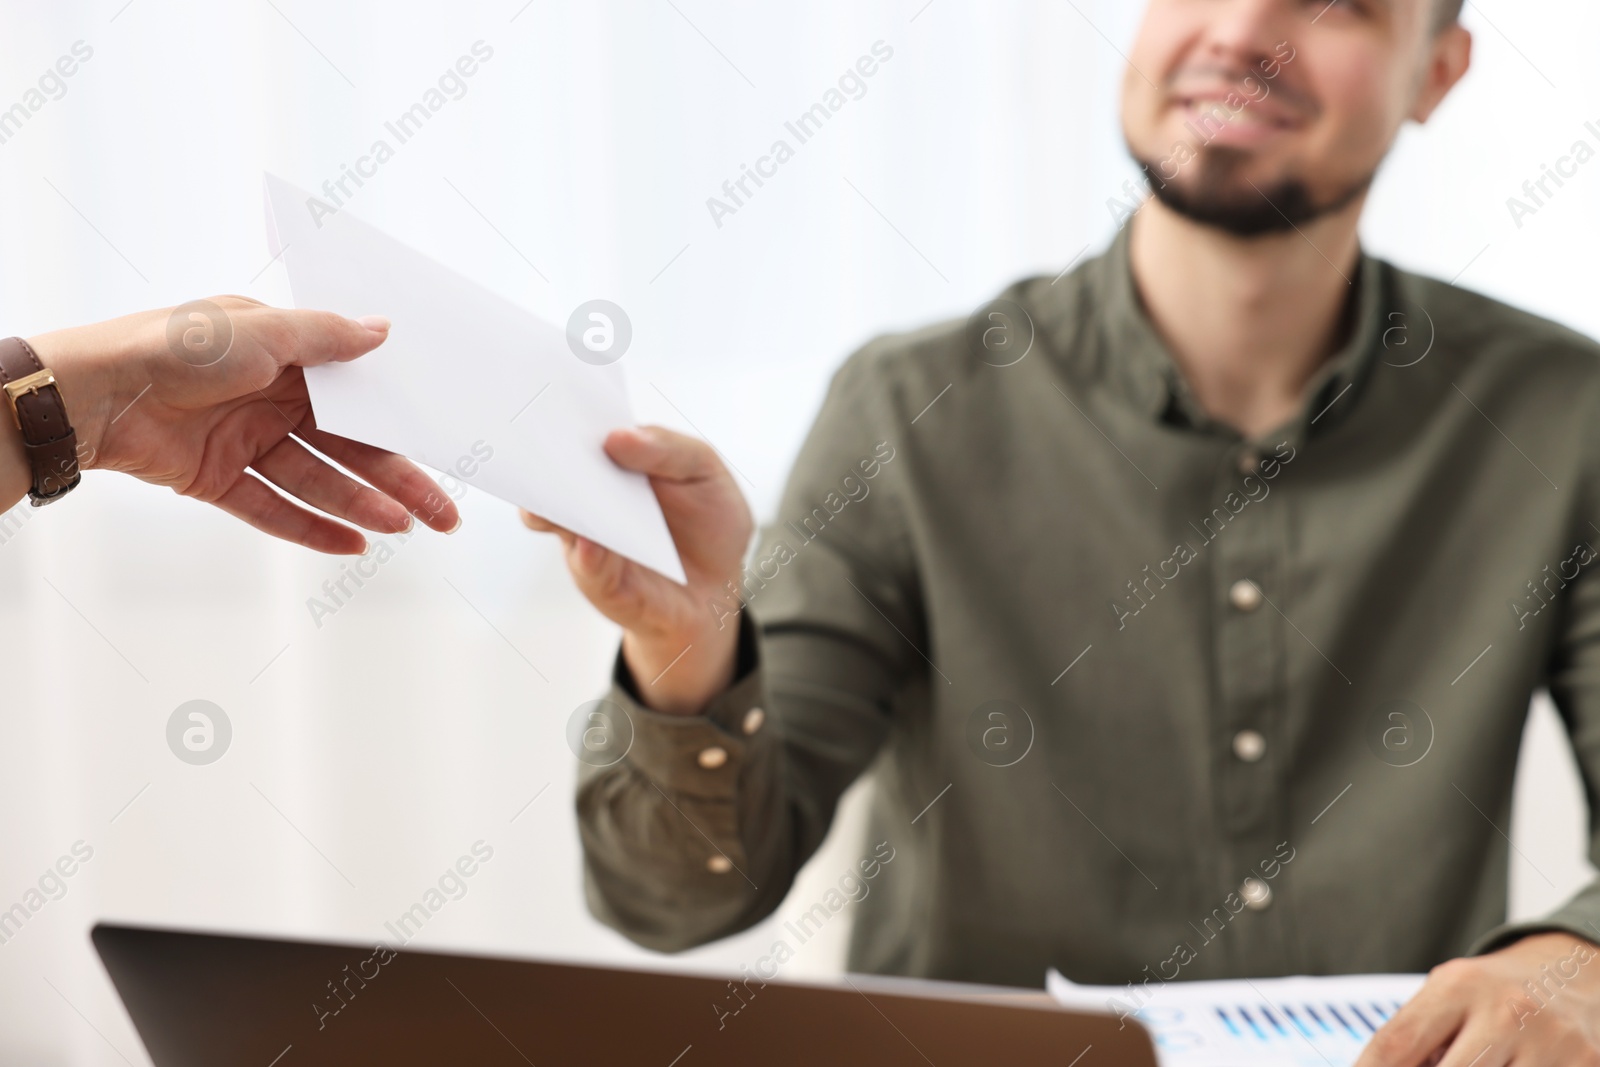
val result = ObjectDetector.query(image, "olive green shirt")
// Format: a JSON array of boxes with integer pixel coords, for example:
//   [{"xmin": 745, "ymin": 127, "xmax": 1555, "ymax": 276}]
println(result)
[{"xmin": 577, "ymin": 225, "xmax": 1600, "ymax": 989}]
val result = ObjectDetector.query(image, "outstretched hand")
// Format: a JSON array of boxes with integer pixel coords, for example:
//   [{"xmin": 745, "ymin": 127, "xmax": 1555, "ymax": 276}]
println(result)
[{"xmin": 12, "ymin": 295, "xmax": 461, "ymax": 552}]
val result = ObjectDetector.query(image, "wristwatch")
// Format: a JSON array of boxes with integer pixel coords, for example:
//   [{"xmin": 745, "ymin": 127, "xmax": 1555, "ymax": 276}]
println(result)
[{"xmin": 0, "ymin": 336, "xmax": 81, "ymax": 506}]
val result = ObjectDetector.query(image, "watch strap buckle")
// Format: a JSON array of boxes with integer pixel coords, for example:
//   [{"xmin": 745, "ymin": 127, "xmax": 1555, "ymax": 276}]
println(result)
[{"xmin": 3, "ymin": 368, "xmax": 57, "ymax": 429}]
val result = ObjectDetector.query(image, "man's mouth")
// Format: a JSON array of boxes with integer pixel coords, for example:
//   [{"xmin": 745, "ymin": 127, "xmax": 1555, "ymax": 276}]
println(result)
[{"xmin": 1174, "ymin": 90, "xmax": 1304, "ymax": 147}]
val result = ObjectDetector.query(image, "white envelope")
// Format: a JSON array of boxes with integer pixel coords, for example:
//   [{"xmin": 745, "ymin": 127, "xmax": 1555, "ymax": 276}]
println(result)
[{"xmin": 262, "ymin": 174, "xmax": 686, "ymax": 584}]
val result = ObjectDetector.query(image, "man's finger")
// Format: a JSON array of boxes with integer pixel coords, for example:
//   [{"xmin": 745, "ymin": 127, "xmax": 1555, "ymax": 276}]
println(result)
[
  {"xmin": 209, "ymin": 471, "xmax": 368, "ymax": 555},
  {"xmin": 1355, "ymin": 982, "xmax": 1469, "ymax": 1067},
  {"xmin": 252, "ymin": 436, "xmax": 413, "ymax": 535},
  {"xmin": 1431, "ymin": 1027, "xmax": 1508, "ymax": 1067},
  {"xmin": 302, "ymin": 428, "xmax": 462, "ymax": 533},
  {"xmin": 563, "ymin": 536, "xmax": 633, "ymax": 608},
  {"xmin": 603, "ymin": 426, "xmax": 723, "ymax": 483},
  {"xmin": 520, "ymin": 509, "xmax": 568, "ymax": 535}
]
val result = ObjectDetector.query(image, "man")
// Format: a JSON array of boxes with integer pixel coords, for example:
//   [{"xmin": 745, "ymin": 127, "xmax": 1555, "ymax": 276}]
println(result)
[{"xmin": 527, "ymin": 0, "xmax": 1600, "ymax": 1062}]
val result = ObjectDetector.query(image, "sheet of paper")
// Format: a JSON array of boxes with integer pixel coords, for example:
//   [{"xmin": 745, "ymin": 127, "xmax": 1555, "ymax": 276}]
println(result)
[
  {"xmin": 1047, "ymin": 968, "xmax": 1426, "ymax": 1067},
  {"xmin": 262, "ymin": 174, "xmax": 686, "ymax": 584}
]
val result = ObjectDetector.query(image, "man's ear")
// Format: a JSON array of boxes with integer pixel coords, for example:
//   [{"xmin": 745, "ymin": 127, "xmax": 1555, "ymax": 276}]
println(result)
[{"xmin": 1411, "ymin": 23, "xmax": 1471, "ymax": 124}]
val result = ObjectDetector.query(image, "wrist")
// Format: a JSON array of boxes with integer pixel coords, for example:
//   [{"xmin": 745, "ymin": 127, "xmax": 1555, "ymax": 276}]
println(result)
[
  {"xmin": 26, "ymin": 315, "xmax": 148, "ymax": 471},
  {"xmin": 622, "ymin": 617, "xmax": 742, "ymax": 716},
  {"xmin": 0, "ymin": 327, "xmax": 125, "ymax": 508}
]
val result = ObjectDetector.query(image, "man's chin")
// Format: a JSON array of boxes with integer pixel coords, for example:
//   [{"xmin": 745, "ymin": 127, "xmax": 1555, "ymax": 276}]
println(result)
[
  {"xmin": 1149, "ymin": 176, "xmax": 1312, "ymax": 237},
  {"xmin": 1133, "ymin": 154, "xmax": 1373, "ymax": 239}
]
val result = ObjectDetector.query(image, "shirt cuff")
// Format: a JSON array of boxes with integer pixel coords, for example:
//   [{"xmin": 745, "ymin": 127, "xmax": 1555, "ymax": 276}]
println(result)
[{"xmin": 601, "ymin": 613, "xmax": 771, "ymax": 800}]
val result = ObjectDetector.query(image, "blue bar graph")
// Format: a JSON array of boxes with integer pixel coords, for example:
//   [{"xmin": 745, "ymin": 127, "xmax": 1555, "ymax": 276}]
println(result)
[
  {"xmin": 1191, "ymin": 999, "xmax": 1409, "ymax": 1058},
  {"xmin": 1046, "ymin": 967, "xmax": 1426, "ymax": 1067}
]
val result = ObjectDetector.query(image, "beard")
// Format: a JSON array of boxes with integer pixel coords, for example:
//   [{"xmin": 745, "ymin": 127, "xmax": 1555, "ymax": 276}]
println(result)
[{"xmin": 1135, "ymin": 145, "xmax": 1374, "ymax": 238}]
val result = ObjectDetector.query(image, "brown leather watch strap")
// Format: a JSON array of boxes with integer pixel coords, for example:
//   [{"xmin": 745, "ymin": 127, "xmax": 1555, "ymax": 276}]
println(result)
[{"xmin": 0, "ymin": 337, "xmax": 81, "ymax": 506}]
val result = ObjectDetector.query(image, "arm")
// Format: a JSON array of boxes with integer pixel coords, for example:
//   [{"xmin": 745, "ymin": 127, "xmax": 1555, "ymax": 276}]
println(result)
[
  {"xmin": 0, "ymin": 297, "xmax": 460, "ymax": 548},
  {"xmin": 1356, "ymin": 535, "xmax": 1600, "ymax": 1066},
  {"xmin": 528, "ymin": 359, "xmax": 919, "ymax": 950}
]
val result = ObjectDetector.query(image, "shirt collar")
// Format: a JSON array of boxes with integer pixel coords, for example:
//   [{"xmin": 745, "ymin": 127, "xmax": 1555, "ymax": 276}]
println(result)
[{"xmin": 1051, "ymin": 221, "xmax": 1389, "ymax": 445}]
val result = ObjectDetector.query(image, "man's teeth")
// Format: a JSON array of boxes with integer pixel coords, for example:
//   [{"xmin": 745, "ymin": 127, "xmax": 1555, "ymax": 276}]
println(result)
[{"xmin": 1188, "ymin": 100, "xmax": 1277, "ymax": 126}]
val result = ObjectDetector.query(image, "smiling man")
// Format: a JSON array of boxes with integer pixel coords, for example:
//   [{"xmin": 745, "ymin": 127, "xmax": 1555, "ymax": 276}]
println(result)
[{"xmin": 529, "ymin": 1, "xmax": 1600, "ymax": 1064}]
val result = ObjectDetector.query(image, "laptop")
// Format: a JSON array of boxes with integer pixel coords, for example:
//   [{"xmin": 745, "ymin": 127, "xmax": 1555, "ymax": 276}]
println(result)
[{"xmin": 93, "ymin": 922, "xmax": 1158, "ymax": 1066}]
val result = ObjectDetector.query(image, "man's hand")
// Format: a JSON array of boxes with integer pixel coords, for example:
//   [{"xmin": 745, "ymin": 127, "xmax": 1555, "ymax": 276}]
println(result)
[
  {"xmin": 521, "ymin": 426, "xmax": 752, "ymax": 716},
  {"xmin": 17, "ymin": 296, "xmax": 461, "ymax": 553},
  {"xmin": 1355, "ymin": 933, "xmax": 1600, "ymax": 1067}
]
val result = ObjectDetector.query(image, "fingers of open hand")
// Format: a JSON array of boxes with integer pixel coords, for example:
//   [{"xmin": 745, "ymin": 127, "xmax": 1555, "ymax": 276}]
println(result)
[
  {"xmin": 303, "ymin": 428, "xmax": 461, "ymax": 532},
  {"xmin": 252, "ymin": 436, "xmax": 412, "ymax": 535},
  {"xmin": 210, "ymin": 472, "xmax": 368, "ymax": 555}
]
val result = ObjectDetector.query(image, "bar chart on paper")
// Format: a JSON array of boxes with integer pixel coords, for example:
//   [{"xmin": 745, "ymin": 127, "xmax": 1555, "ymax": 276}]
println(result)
[{"xmin": 1047, "ymin": 970, "xmax": 1427, "ymax": 1067}]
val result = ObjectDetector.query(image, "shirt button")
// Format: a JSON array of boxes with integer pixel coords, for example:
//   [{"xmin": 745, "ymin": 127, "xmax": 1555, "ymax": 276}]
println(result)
[
  {"xmin": 706, "ymin": 855, "xmax": 733, "ymax": 874},
  {"xmin": 1237, "ymin": 451, "xmax": 1260, "ymax": 475},
  {"xmin": 742, "ymin": 707, "xmax": 766, "ymax": 735},
  {"xmin": 1232, "ymin": 729, "xmax": 1266, "ymax": 763},
  {"xmin": 697, "ymin": 746, "xmax": 729, "ymax": 769},
  {"xmin": 1229, "ymin": 579, "xmax": 1263, "ymax": 612},
  {"xmin": 1241, "ymin": 877, "xmax": 1273, "ymax": 911}
]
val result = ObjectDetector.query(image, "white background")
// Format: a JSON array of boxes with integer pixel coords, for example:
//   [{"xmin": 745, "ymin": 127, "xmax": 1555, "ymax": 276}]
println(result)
[{"xmin": 0, "ymin": 1, "xmax": 1596, "ymax": 1063}]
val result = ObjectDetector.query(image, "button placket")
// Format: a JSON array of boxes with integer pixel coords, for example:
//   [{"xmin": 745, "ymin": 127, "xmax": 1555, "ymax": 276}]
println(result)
[
  {"xmin": 1214, "ymin": 547, "xmax": 1279, "ymax": 838},
  {"xmin": 1205, "ymin": 446, "xmax": 1293, "ymax": 968},
  {"xmin": 1212, "ymin": 541, "xmax": 1278, "ymax": 787}
]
